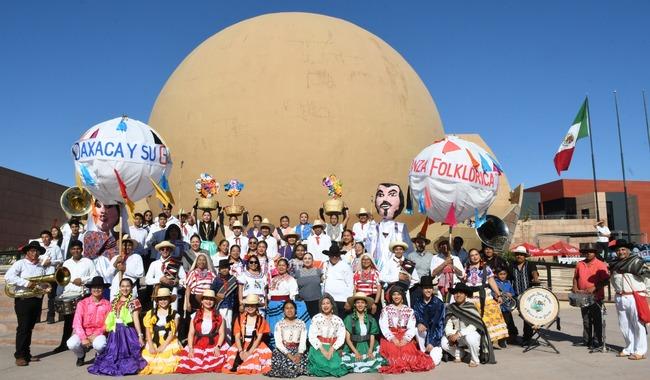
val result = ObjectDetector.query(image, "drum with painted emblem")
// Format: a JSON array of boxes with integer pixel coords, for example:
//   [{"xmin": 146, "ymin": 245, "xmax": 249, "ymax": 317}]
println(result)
[{"xmin": 518, "ymin": 286, "xmax": 560, "ymax": 326}]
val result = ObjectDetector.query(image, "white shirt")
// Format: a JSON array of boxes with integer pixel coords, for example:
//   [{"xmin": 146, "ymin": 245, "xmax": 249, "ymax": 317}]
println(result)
[
  {"xmin": 430, "ymin": 253, "xmax": 465, "ymax": 293},
  {"xmin": 109, "ymin": 254, "xmax": 144, "ymax": 300},
  {"xmin": 323, "ymin": 260, "xmax": 353, "ymax": 302},
  {"xmin": 352, "ymin": 220, "xmax": 375, "ymax": 243},
  {"xmin": 307, "ymin": 233, "xmax": 331, "ymax": 263},
  {"xmin": 181, "ymin": 223, "xmax": 198, "ymax": 243},
  {"xmin": 145, "ymin": 257, "xmax": 187, "ymax": 310},
  {"xmin": 379, "ymin": 254, "xmax": 420, "ymax": 287},
  {"xmin": 596, "ymin": 225, "xmax": 611, "ymax": 243},
  {"xmin": 61, "ymin": 232, "xmax": 85, "ymax": 258},
  {"xmin": 259, "ymin": 234, "xmax": 278, "ymax": 259},
  {"xmin": 365, "ymin": 220, "xmax": 410, "ymax": 271},
  {"xmin": 445, "ymin": 313, "xmax": 477, "ymax": 337},
  {"xmin": 227, "ymin": 234, "xmax": 249, "ymax": 256},
  {"xmin": 268, "ymin": 276, "xmax": 299, "ymax": 298},
  {"xmin": 62, "ymin": 257, "xmax": 96, "ymax": 296},
  {"xmin": 5, "ymin": 259, "xmax": 46, "ymax": 296},
  {"xmin": 93, "ymin": 255, "xmax": 114, "ymax": 284},
  {"xmin": 41, "ymin": 242, "xmax": 64, "ymax": 275},
  {"xmin": 128, "ymin": 225, "xmax": 149, "ymax": 255}
]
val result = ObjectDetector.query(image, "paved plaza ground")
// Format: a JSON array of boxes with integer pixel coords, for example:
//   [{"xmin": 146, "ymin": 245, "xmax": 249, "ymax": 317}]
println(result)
[{"xmin": 0, "ymin": 301, "xmax": 647, "ymax": 379}]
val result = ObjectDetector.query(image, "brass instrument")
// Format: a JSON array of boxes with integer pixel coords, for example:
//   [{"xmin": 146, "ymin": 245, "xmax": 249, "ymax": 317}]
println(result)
[
  {"xmin": 60, "ymin": 187, "xmax": 93, "ymax": 216},
  {"xmin": 476, "ymin": 215, "xmax": 510, "ymax": 252},
  {"xmin": 4, "ymin": 267, "xmax": 71, "ymax": 298},
  {"xmin": 501, "ymin": 292, "xmax": 518, "ymax": 312}
]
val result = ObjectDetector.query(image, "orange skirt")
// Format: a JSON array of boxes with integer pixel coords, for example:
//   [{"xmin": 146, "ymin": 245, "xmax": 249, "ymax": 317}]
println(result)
[{"xmin": 222, "ymin": 340, "xmax": 272, "ymax": 375}]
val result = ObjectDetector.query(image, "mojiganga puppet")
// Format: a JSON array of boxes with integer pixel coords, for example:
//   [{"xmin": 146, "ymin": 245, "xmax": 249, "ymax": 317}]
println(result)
[{"xmin": 365, "ymin": 183, "xmax": 413, "ymax": 270}]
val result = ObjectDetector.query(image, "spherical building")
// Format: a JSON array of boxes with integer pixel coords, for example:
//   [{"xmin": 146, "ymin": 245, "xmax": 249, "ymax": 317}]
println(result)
[{"xmin": 150, "ymin": 12, "xmax": 443, "ymax": 223}]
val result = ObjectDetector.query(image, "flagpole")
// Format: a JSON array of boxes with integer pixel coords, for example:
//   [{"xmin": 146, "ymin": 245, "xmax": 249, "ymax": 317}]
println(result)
[
  {"xmin": 585, "ymin": 96, "xmax": 600, "ymax": 220},
  {"xmin": 643, "ymin": 90, "xmax": 650, "ymax": 152},
  {"xmin": 613, "ymin": 91, "xmax": 631, "ymax": 241}
]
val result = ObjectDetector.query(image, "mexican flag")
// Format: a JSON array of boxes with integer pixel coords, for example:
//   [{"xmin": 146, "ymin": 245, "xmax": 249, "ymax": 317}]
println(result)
[{"xmin": 553, "ymin": 98, "xmax": 590, "ymax": 175}]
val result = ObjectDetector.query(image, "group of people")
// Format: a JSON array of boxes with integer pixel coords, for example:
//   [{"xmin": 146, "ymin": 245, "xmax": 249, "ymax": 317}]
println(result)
[{"xmin": 5, "ymin": 201, "xmax": 649, "ymax": 375}]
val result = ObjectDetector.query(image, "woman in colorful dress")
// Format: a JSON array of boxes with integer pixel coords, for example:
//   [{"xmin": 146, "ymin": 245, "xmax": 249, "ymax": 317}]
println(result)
[
  {"xmin": 378, "ymin": 286, "xmax": 434, "ymax": 373},
  {"xmin": 88, "ymin": 278, "xmax": 146, "ymax": 376},
  {"xmin": 140, "ymin": 287, "xmax": 182, "ymax": 374},
  {"xmin": 183, "ymin": 252, "xmax": 216, "ymax": 313},
  {"xmin": 353, "ymin": 253, "xmax": 383, "ymax": 318},
  {"xmin": 198, "ymin": 210, "xmax": 218, "ymax": 255},
  {"xmin": 464, "ymin": 248, "xmax": 508, "ymax": 345},
  {"xmin": 176, "ymin": 289, "xmax": 228, "ymax": 374},
  {"xmin": 307, "ymin": 293, "xmax": 349, "ymax": 377},
  {"xmin": 294, "ymin": 252, "xmax": 323, "ymax": 318},
  {"xmin": 237, "ymin": 256, "xmax": 268, "ymax": 317},
  {"xmin": 223, "ymin": 294, "xmax": 273, "ymax": 374},
  {"xmin": 341, "ymin": 292, "xmax": 386, "ymax": 373},
  {"xmin": 266, "ymin": 300, "xmax": 309, "ymax": 378},
  {"xmin": 267, "ymin": 258, "xmax": 310, "ymax": 347}
]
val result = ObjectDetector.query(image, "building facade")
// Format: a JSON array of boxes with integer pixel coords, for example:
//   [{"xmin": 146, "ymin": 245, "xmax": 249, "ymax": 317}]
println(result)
[
  {"xmin": 522, "ymin": 179, "xmax": 649, "ymax": 243},
  {"xmin": 0, "ymin": 166, "xmax": 68, "ymax": 250}
]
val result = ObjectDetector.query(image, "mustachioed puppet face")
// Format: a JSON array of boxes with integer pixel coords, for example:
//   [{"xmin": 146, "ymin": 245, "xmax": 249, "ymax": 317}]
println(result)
[{"xmin": 375, "ymin": 183, "xmax": 404, "ymax": 220}]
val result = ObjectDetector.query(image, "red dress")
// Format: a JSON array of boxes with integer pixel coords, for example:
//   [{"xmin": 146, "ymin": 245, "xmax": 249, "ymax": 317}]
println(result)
[
  {"xmin": 378, "ymin": 304, "xmax": 434, "ymax": 373},
  {"xmin": 176, "ymin": 309, "xmax": 229, "ymax": 373}
]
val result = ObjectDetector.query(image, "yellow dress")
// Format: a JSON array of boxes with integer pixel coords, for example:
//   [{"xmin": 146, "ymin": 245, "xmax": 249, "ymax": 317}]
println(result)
[{"xmin": 140, "ymin": 309, "xmax": 182, "ymax": 375}]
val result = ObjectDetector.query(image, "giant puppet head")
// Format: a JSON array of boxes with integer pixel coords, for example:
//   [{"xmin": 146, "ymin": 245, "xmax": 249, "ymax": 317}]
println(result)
[{"xmin": 375, "ymin": 183, "xmax": 404, "ymax": 220}]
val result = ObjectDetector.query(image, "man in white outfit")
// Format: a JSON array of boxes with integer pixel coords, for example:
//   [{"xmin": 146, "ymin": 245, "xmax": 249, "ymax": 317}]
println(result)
[
  {"xmin": 441, "ymin": 283, "xmax": 492, "ymax": 367},
  {"xmin": 226, "ymin": 221, "xmax": 249, "ymax": 254},
  {"xmin": 609, "ymin": 239, "xmax": 648, "ymax": 360},
  {"xmin": 307, "ymin": 219, "xmax": 331, "ymax": 263}
]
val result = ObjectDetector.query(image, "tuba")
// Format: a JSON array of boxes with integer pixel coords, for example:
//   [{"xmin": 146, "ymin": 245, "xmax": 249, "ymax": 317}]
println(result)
[
  {"xmin": 476, "ymin": 215, "xmax": 510, "ymax": 252},
  {"xmin": 4, "ymin": 267, "xmax": 71, "ymax": 298},
  {"xmin": 60, "ymin": 187, "xmax": 93, "ymax": 216}
]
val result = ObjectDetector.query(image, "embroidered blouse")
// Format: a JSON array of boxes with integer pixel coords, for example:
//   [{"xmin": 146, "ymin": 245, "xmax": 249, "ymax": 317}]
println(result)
[
  {"xmin": 274, "ymin": 318, "xmax": 307, "ymax": 354},
  {"xmin": 379, "ymin": 304, "xmax": 417, "ymax": 341},
  {"xmin": 308, "ymin": 313, "xmax": 346, "ymax": 350}
]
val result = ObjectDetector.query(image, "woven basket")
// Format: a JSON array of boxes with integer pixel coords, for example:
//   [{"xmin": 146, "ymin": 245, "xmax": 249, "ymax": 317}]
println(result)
[
  {"xmin": 224, "ymin": 204, "xmax": 245, "ymax": 216},
  {"xmin": 197, "ymin": 198, "xmax": 219, "ymax": 211},
  {"xmin": 323, "ymin": 198, "xmax": 344, "ymax": 215}
]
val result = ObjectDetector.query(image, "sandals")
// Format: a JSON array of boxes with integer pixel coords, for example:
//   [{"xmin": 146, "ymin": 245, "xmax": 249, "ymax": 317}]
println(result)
[
  {"xmin": 469, "ymin": 361, "xmax": 479, "ymax": 367},
  {"xmin": 617, "ymin": 351, "xmax": 629, "ymax": 357},
  {"xmin": 628, "ymin": 354, "xmax": 646, "ymax": 360}
]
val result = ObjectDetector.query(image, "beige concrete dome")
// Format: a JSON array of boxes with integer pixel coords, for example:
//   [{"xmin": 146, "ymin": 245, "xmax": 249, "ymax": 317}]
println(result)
[{"xmin": 149, "ymin": 12, "xmax": 445, "ymax": 223}]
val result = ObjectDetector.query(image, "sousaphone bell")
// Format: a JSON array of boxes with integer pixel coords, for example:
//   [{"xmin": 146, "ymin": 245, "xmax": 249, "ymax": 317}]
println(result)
[
  {"xmin": 60, "ymin": 187, "xmax": 93, "ymax": 216},
  {"xmin": 476, "ymin": 214, "xmax": 510, "ymax": 252}
]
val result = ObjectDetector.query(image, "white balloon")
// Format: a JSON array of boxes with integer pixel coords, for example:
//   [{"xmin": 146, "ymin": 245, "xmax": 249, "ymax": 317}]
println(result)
[
  {"xmin": 408, "ymin": 136, "xmax": 501, "ymax": 223},
  {"xmin": 72, "ymin": 117, "xmax": 173, "ymax": 205}
]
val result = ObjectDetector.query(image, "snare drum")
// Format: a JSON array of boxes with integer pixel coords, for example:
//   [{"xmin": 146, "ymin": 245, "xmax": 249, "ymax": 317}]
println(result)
[
  {"xmin": 568, "ymin": 292, "xmax": 595, "ymax": 308},
  {"xmin": 518, "ymin": 286, "xmax": 560, "ymax": 326},
  {"xmin": 55, "ymin": 295, "xmax": 81, "ymax": 316}
]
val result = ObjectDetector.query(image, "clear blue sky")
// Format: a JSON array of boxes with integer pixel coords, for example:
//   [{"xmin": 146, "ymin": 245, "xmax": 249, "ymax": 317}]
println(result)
[{"xmin": 1, "ymin": 0, "xmax": 648, "ymax": 189}]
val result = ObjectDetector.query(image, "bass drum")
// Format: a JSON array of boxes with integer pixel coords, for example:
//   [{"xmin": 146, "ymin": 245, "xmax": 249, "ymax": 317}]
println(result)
[{"xmin": 518, "ymin": 286, "xmax": 560, "ymax": 326}]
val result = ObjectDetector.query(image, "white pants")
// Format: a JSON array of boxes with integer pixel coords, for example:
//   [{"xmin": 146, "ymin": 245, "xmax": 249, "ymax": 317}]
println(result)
[
  {"xmin": 67, "ymin": 334, "xmax": 107, "ymax": 358},
  {"xmin": 615, "ymin": 294, "xmax": 648, "ymax": 356},
  {"xmin": 219, "ymin": 308, "xmax": 233, "ymax": 342},
  {"xmin": 416, "ymin": 330, "xmax": 443, "ymax": 365},
  {"xmin": 441, "ymin": 331, "xmax": 481, "ymax": 364}
]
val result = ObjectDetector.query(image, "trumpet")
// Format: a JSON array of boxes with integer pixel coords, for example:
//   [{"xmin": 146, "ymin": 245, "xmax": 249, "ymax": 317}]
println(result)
[{"xmin": 4, "ymin": 267, "xmax": 71, "ymax": 298}]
